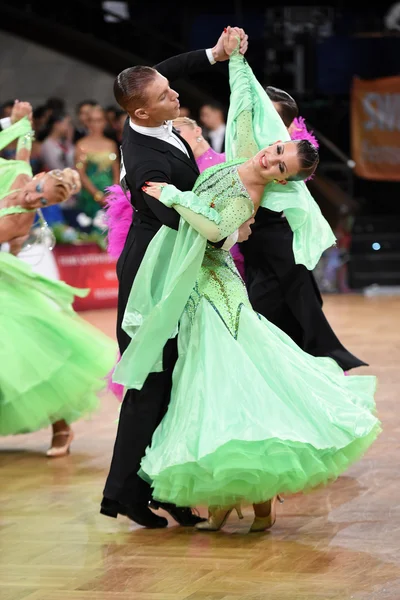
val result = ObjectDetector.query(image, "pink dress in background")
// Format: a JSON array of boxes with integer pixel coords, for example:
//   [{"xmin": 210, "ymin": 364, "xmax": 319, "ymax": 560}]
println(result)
[{"xmin": 196, "ymin": 147, "xmax": 225, "ymax": 171}]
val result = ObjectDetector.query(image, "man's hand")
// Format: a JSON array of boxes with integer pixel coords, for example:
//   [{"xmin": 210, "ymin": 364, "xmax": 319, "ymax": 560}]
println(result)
[
  {"xmin": 223, "ymin": 26, "xmax": 245, "ymax": 57},
  {"xmin": 212, "ymin": 26, "xmax": 248, "ymax": 62},
  {"xmin": 10, "ymin": 100, "xmax": 33, "ymax": 125},
  {"xmin": 237, "ymin": 217, "xmax": 255, "ymax": 243}
]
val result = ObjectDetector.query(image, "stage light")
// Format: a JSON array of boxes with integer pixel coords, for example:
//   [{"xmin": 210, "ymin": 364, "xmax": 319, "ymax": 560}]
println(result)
[{"xmin": 372, "ymin": 242, "xmax": 381, "ymax": 250}]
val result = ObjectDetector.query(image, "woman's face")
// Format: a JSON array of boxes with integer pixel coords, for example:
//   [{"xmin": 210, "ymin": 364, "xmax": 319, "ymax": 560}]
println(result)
[
  {"xmin": 78, "ymin": 104, "xmax": 93, "ymax": 128},
  {"xmin": 23, "ymin": 170, "xmax": 80, "ymax": 207},
  {"xmin": 252, "ymin": 141, "xmax": 301, "ymax": 182},
  {"xmin": 55, "ymin": 116, "xmax": 71, "ymax": 137},
  {"xmin": 172, "ymin": 121, "xmax": 200, "ymax": 151},
  {"xmin": 88, "ymin": 108, "xmax": 106, "ymax": 135}
]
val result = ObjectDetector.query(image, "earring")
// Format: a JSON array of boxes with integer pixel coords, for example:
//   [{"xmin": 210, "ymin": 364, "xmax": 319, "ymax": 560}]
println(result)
[{"xmin": 196, "ymin": 136, "xmax": 202, "ymax": 143}]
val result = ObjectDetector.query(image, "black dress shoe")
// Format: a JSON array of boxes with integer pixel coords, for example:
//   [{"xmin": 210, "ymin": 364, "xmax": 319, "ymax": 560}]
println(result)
[
  {"xmin": 149, "ymin": 500, "xmax": 206, "ymax": 526},
  {"xmin": 100, "ymin": 497, "xmax": 168, "ymax": 529}
]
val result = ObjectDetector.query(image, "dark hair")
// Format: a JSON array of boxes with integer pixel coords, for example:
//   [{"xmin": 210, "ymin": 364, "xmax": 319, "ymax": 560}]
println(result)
[
  {"xmin": 42, "ymin": 111, "xmax": 68, "ymax": 138},
  {"xmin": 46, "ymin": 97, "xmax": 65, "ymax": 112},
  {"xmin": 113, "ymin": 66, "xmax": 158, "ymax": 113},
  {"xmin": 33, "ymin": 105, "xmax": 47, "ymax": 120},
  {"xmin": 266, "ymin": 86, "xmax": 298, "ymax": 127},
  {"xmin": 289, "ymin": 139, "xmax": 319, "ymax": 182},
  {"xmin": 0, "ymin": 100, "xmax": 14, "ymax": 118},
  {"xmin": 76, "ymin": 99, "xmax": 97, "ymax": 113},
  {"xmin": 200, "ymin": 100, "xmax": 226, "ymax": 118}
]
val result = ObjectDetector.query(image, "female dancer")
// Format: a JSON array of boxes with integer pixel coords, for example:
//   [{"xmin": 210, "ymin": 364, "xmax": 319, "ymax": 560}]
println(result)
[
  {"xmin": 172, "ymin": 115, "xmax": 247, "ymax": 279},
  {"xmin": 0, "ymin": 117, "xmax": 116, "ymax": 456},
  {"xmin": 113, "ymin": 34, "xmax": 380, "ymax": 532}
]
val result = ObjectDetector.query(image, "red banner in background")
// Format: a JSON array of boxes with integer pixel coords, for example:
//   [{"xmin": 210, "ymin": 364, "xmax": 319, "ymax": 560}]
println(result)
[
  {"xmin": 53, "ymin": 244, "xmax": 118, "ymax": 311},
  {"xmin": 351, "ymin": 76, "xmax": 400, "ymax": 181}
]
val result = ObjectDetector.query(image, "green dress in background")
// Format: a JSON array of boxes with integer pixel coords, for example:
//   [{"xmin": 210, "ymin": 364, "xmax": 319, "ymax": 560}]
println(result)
[
  {"xmin": 113, "ymin": 51, "xmax": 380, "ymax": 507},
  {"xmin": 77, "ymin": 151, "xmax": 117, "ymax": 219}
]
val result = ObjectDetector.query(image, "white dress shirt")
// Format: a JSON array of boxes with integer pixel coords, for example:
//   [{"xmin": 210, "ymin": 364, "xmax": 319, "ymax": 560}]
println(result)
[
  {"xmin": 0, "ymin": 117, "xmax": 11, "ymax": 130},
  {"xmin": 129, "ymin": 119, "xmax": 189, "ymax": 156},
  {"xmin": 208, "ymin": 124, "xmax": 226, "ymax": 153}
]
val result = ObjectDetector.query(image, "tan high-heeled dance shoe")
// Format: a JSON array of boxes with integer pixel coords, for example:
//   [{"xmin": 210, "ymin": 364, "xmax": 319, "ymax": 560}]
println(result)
[
  {"xmin": 46, "ymin": 430, "xmax": 74, "ymax": 458},
  {"xmin": 250, "ymin": 495, "xmax": 284, "ymax": 532},
  {"xmin": 195, "ymin": 505, "xmax": 243, "ymax": 531}
]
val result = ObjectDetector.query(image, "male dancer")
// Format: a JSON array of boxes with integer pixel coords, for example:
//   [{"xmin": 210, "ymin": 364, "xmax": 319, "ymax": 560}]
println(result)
[{"xmin": 101, "ymin": 28, "xmax": 251, "ymax": 528}]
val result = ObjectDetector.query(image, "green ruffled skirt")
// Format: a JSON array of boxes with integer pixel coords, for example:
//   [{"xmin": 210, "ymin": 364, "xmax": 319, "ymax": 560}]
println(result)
[
  {"xmin": 0, "ymin": 252, "xmax": 116, "ymax": 435},
  {"xmin": 140, "ymin": 299, "xmax": 380, "ymax": 507}
]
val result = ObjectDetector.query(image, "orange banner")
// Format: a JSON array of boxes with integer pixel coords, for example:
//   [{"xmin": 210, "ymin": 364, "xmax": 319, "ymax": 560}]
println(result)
[{"xmin": 351, "ymin": 76, "xmax": 400, "ymax": 181}]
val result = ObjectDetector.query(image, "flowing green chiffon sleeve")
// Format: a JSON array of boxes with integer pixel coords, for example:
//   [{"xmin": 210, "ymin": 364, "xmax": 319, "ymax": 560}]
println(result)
[
  {"xmin": 226, "ymin": 52, "xmax": 336, "ymax": 270},
  {"xmin": 0, "ymin": 117, "xmax": 33, "ymax": 201},
  {"xmin": 159, "ymin": 184, "xmax": 253, "ymax": 242},
  {"xmin": 113, "ymin": 220, "xmax": 207, "ymax": 390}
]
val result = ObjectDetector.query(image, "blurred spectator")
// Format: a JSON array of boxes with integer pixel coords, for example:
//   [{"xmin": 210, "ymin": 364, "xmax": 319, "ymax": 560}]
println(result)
[
  {"xmin": 114, "ymin": 109, "xmax": 127, "ymax": 144},
  {"xmin": 75, "ymin": 105, "xmax": 119, "ymax": 227},
  {"xmin": 41, "ymin": 112, "xmax": 75, "ymax": 171},
  {"xmin": 104, "ymin": 104, "xmax": 119, "ymax": 142},
  {"xmin": 40, "ymin": 111, "xmax": 75, "ymax": 225},
  {"xmin": 0, "ymin": 100, "xmax": 14, "ymax": 119},
  {"xmin": 105, "ymin": 105, "xmax": 118, "ymax": 129},
  {"xmin": 73, "ymin": 99, "xmax": 98, "ymax": 143},
  {"xmin": 178, "ymin": 106, "xmax": 192, "ymax": 118},
  {"xmin": 46, "ymin": 96, "xmax": 66, "ymax": 114},
  {"xmin": 199, "ymin": 101, "xmax": 226, "ymax": 153},
  {"xmin": 33, "ymin": 105, "xmax": 53, "ymax": 143}
]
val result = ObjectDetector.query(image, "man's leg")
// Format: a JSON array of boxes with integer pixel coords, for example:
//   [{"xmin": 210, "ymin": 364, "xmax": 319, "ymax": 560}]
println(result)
[
  {"xmin": 246, "ymin": 264, "xmax": 303, "ymax": 345},
  {"xmin": 103, "ymin": 336, "xmax": 177, "ymax": 504}
]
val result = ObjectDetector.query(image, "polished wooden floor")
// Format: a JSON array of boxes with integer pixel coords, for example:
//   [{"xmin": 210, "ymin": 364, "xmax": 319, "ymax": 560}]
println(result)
[{"xmin": 1, "ymin": 295, "xmax": 399, "ymax": 600}]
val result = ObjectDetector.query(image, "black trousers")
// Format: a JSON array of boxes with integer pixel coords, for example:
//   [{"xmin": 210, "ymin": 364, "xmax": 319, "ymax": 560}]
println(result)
[
  {"xmin": 241, "ymin": 213, "xmax": 367, "ymax": 371},
  {"xmin": 103, "ymin": 336, "xmax": 178, "ymax": 504}
]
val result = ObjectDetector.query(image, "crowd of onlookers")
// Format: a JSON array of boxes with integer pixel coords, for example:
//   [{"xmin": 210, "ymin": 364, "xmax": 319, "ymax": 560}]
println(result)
[
  {"xmin": 1, "ymin": 95, "xmax": 349, "ymax": 291},
  {"xmin": 0, "ymin": 97, "xmax": 228, "ymax": 234}
]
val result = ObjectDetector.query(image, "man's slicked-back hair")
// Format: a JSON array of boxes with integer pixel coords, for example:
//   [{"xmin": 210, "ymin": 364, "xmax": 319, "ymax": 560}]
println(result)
[
  {"xmin": 266, "ymin": 85, "xmax": 299, "ymax": 128},
  {"xmin": 114, "ymin": 65, "xmax": 158, "ymax": 114}
]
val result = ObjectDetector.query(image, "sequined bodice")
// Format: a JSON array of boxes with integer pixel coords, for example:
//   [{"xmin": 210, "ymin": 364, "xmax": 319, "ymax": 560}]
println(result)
[
  {"xmin": 193, "ymin": 160, "xmax": 251, "ymax": 216},
  {"xmin": 185, "ymin": 161, "xmax": 253, "ymax": 338}
]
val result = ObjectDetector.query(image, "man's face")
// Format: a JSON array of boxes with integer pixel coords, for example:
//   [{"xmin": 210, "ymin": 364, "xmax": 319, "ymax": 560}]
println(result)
[
  {"xmin": 200, "ymin": 105, "xmax": 223, "ymax": 130},
  {"xmin": 136, "ymin": 73, "xmax": 180, "ymax": 125},
  {"xmin": 78, "ymin": 104, "xmax": 93, "ymax": 128}
]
